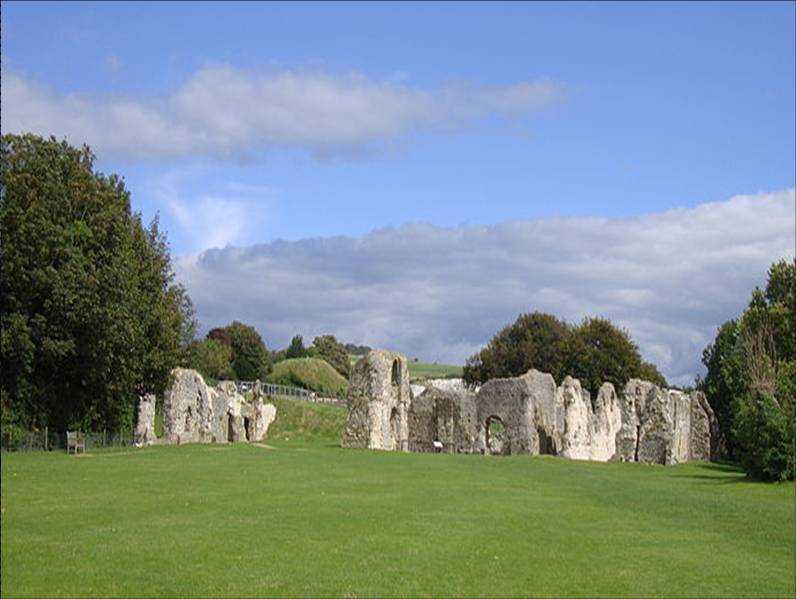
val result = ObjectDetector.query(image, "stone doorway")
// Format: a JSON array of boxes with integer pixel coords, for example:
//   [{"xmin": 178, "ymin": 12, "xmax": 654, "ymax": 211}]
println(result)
[{"xmin": 226, "ymin": 413, "xmax": 234, "ymax": 442}]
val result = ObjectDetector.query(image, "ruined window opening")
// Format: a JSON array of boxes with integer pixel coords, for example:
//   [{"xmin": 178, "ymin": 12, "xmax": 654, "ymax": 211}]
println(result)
[
  {"xmin": 390, "ymin": 406, "xmax": 400, "ymax": 447},
  {"xmin": 244, "ymin": 417, "xmax": 251, "ymax": 441},
  {"xmin": 391, "ymin": 359, "xmax": 400, "ymax": 386},
  {"xmin": 227, "ymin": 413, "xmax": 234, "ymax": 442},
  {"xmin": 485, "ymin": 416, "xmax": 506, "ymax": 455}
]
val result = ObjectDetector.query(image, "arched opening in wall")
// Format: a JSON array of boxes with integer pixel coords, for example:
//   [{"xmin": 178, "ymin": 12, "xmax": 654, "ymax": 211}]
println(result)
[
  {"xmin": 390, "ymin": 406, "xmax": 400, "ymax": 449},
  {"xmin": 538, "ymin": 428, "xmax": 556, "ymax": 455},
  {"xmin": 391, "ymin": 359, "xmax": 400, "ymax": 386},
  {"xmin": 485, "ymin": 416, "xmax": 506, "ymax": 455},
  {"xmin": 226, "ymin": 413, "xmax": 234, "ymax": 442},
  {"xmin": 243, "ymin": 417, "xmax": 251, "ymax": 442}
]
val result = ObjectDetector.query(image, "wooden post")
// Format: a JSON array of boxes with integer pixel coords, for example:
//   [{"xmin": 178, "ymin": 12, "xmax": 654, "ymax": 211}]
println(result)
[{"xmin": 44, "ymin": 426, "xmax": 48, "ymax": 451}]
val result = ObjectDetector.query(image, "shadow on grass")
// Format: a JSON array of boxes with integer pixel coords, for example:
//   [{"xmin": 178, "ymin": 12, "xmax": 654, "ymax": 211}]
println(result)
[
  {"xmin": 672, "ymin": 462, "xmax": 763, "ymax": 485},
  {"xmin": 672, "ymin": 473, "xmax": 749, "ymax": 485}
]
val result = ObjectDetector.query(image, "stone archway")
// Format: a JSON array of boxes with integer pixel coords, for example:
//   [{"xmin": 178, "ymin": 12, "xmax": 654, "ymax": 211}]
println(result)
[{"xmin": 485, "ymin": 415, "xmax": 506, "ymax": 455}]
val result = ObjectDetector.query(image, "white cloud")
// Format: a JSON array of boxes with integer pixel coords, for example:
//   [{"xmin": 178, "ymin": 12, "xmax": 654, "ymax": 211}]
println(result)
[
  {"xmin": 1, "ymin": 66, "xmax": 563, "ymax": 159},
  {"xmin": 174, "ymin": 189, "xmax": 795, "ymax": 387},
  {"xmin": 156, "ymin": 170, "xmax": 275, "ymax": 252}
]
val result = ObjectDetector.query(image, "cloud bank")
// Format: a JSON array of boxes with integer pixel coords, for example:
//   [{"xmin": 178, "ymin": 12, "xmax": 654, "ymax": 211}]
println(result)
[
  {"xmin": 176, "ymin": 189, "xmax": 795, "ymax": 387},
  {"xmin": 1, "ymin": 67, "xmax": 562, "ymax": 159}
]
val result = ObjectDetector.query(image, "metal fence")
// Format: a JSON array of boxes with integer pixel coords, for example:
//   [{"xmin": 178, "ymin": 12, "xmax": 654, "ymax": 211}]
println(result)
[
  {"xmin": 236, "ymin": 381, "xmax": 346, "ymax": 406},
  {"xmin": 1, "ymin": 428, "xmax": 135, "ymax": 452}
]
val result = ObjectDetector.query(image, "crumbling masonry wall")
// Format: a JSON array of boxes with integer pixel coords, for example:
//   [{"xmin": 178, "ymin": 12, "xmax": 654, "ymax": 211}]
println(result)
[
  {"xmin": 341, "ymin": 350, "xmax": 412, "ymax": 451},
  {"xmin": 408, "ymin": 386, "xmax": 477, "ymax": 453},
  {"xmin": 341, "ymin": 353, "xmax": 718, "ymax": 465},
  {"xmin": 135, "ymin": 368, "xmax": 277, "ymax": 446}
]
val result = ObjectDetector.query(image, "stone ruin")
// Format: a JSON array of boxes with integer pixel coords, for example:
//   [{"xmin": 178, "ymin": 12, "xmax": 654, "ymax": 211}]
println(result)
[
  {"xmin": 341, "ymin": 350, "xmax": 412, "ymax": 451},
  {"xmin": 134, "ymin": 368, "xmax": 277, "ymax": 447},
  {"xmin": 342, "ymin": 349, "xmax": 719, "ymax": 465}
]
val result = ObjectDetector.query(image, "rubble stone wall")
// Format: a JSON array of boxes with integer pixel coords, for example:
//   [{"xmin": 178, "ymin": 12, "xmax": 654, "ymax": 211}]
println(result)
[
  {"xmin": 342, "ymin": 351, "xmax": 718, "ymax": 466},
  {"xmin": 342, "ymin": 350, "xmax": 411, "ymax": 451},
  {"xmin": 136, "ymin": 368, "xmax": 277, "ymax": 447},
  {"xmin": 408, "ymin": 387, "xmax": 477, "ymax": 453}
]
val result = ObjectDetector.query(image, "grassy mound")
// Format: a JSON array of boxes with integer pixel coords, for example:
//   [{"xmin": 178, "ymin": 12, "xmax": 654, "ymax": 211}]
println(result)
[
  {"xmin": 269, "ymin": 357, "xmax": 348, "ymax": 397},
  {"xmin": 267, "ymin": 397, "xmax": 346, "ymax": 442}
]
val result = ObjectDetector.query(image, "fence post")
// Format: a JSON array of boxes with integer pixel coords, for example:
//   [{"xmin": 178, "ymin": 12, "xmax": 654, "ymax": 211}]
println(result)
[
  {"xmin": 44, "ymin": 426, "xmax": 48, "ymax": 451},
  {"xmin": 103, "ymin": 429, "xmax": 107, "ymax": 447}
]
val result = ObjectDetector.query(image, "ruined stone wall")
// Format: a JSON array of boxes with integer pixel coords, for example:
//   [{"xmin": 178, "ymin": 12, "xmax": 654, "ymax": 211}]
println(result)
[
  {"xmin": 342, "ymin": 350, "xmax": 412, "ymax": 451},
  {"xmin": 163, "ymin": 368, "xmax": 216, "ymax": 444},
  {"xmin": 340, "ymin": 351, "xmax": 718, "ymax": 465},
  {"xmin": 472, "ymin": 370, "xmax": 559, "ymax": 455},
  {"xmin": 134, "ymin": 394, "xmax": 157, "ymax": 446},
  {"xmin": 138, "ymin": 368, "xmax": 277, "ymax": 446},
  {"xmin": 590, "ymin": 383, "xmax": 623, "ymax": 461},
  {"xmin": 408, "ymin": 387, "xmax": 477, "ymax": 453}
]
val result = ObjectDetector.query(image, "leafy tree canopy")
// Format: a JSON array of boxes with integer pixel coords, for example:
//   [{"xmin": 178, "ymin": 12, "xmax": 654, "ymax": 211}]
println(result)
[
  {"xmin": 220, "ymin": 321, "xmax": 271, "ymax": 381},
  {"xmin": 182, "ymin": 338, "xmax": 235, "ymax": 382},
  {"xmin": 700, "ymin": 258, "xmax": 795, "ymax": 480},
  {"xmin": 285, "ymin": 334, "xmax": 308, "ymax": 360},
  {"xmin": 464, "ymin": 312, "xmax": 667, "ymax": 395},
  {"xmin": 309, "ymin": 334, "xmax": 351, "ymax": 379},
  {"xmin": 0, "ymin": 134, "xmax": 194, "ymax": 432},
  {"xmin": 463, "ymin": 312, "xmax": 570, "ymax": 387}
]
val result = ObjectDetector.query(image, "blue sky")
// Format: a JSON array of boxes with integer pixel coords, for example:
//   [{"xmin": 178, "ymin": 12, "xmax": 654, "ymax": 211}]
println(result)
[{"xmin": 3, "ymin": 1, "xmax": 795, "ymax": 382}]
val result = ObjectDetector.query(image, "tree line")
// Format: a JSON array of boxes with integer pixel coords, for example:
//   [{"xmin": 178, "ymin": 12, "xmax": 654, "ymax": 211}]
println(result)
[
  {"xmin": 463, "ymin": 313, "xmax": 667, "ymax": 393},
  {"xmin": 0, "ymin": 134, "xmax": 355, "ymax": 437},
  {"xmin": 182, "ymin": 328, "xmax": 352, "ymax": 382},
  {"xmin": 698, "ymin": 259, "xmax": 794, "ymax": 481}
]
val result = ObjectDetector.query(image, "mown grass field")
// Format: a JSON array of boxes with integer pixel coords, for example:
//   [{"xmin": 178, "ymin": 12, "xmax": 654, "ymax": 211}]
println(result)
[
  {"xmin": 349, "ymin": 355, "xmax": 463, "ymax": 382},
  {"xmin": 2, "ymin": 401, "xmax": 794, "ymax": 598}
]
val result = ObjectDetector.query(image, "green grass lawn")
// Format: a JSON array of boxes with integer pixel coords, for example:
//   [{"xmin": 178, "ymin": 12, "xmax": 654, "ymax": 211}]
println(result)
[
  {"xmin": 2, "ymin": 411, "xmax": 794, "ymax": 598},
  {"xmin": 349, "ymin": 355, "xmax": 463, "ymax": 382}
]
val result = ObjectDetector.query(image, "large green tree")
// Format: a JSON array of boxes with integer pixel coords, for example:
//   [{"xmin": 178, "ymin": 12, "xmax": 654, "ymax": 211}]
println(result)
[
  {"xmin": 0, "ymin": 134, "xmax": 194, "ymax": 432},
  {"xmin": 182, "ymin": 338, "xmax": 235, "ymax": 382},
  {"xmin": 564, "ymin": 317, "xmax": 659, "ymax": 395},
  {"xmin": 309, "ymin": 334, "xmax": 351, "ymax": 379},
  {"xmin": 222, "ymin": 321, "xmax": 271, "ymax": 381},
  {"xmin": 464, "ymin": 312, "xmax": 666, "ymax": 394},
  {"xmin": 699, "ymin": 319, "xmax": 744, "ymax": 456},
  {"xmin": 700, "ymin": 258, "xmax": 795, "ymax": 480},
  {"xmin": 463, "ymin": 312, "xmax": 570, "ymax": 386},
  {"xmin": 285, "ymin": 334, "xmax": 308, "ymax": 359}
]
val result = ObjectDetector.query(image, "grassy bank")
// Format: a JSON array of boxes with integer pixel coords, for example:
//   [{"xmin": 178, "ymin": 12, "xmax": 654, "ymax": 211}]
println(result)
[{"xmin": 268, "ymin": 357, "xmax": 348, "ymax": 397}]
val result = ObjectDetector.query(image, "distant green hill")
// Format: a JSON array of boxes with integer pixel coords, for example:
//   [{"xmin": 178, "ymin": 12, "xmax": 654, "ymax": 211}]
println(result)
[
  {"xmin": 348, "ymin": 354, "xmax": 462, "ymax": 382},
  {"xmin": 269, "ymin": 358, "xmax": 348, "ymax": 397}
]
